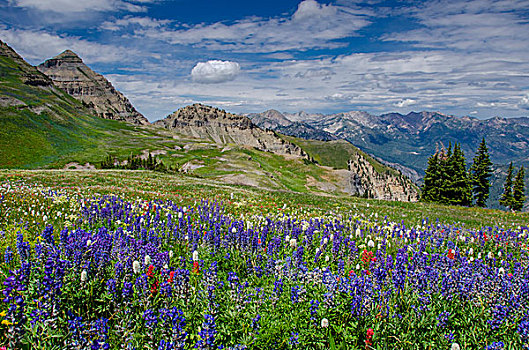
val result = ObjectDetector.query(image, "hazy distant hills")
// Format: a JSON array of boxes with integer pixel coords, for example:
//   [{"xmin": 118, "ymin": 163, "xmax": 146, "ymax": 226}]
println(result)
[
  {"xmin": 246, "ymin": 109, "xmax": 337, "ymax": 141},
  {"xmin": 248, "ymin": 109, "xmax": 529, "ymax": 180}
]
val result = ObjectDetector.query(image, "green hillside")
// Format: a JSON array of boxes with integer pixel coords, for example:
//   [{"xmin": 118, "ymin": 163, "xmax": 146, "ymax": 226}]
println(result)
[
  {"xmin": 283, "ymin": 136, "xmax": 401, "ymax": 176},
  {"xmin": 0, "ymin": 43, "xmax": 147, "ymax": 169}
]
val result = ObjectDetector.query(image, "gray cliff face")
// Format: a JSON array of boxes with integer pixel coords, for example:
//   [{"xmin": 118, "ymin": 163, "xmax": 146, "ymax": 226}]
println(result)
[
  {"xmin": 37, "ymin": 50, "xmax": 149, "ymax": 125},
  {"xmin": 155, "ymin": 104, "xmax": 303, "ymax": 156},
  {"xmin": 346, "ymin": 154, "xmax": 418, "ymax": 201}
]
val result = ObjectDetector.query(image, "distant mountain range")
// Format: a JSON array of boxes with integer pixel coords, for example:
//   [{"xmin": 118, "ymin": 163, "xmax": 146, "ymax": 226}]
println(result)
[{"xmin": 248, "ymin": 109, "xmax": 529, "ymax": 180}]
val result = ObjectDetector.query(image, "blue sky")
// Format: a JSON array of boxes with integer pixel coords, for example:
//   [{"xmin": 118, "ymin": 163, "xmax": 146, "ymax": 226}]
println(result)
[{"xmin": 1, "ymin": 0, "xmax": 529, "ymax": 122}]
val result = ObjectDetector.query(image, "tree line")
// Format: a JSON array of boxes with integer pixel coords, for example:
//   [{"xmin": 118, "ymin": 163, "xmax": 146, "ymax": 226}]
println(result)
[
  {"xmin": 100, "ymin": 153, "xmax": 168, "ymax": 172},
  {"xmin": 421, "ymin": 138, "xmax": 526, "ymax": 211}
]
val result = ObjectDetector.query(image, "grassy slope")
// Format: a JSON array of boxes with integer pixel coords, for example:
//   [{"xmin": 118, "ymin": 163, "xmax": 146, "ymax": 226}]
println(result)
[
  {"xmin": 1, "ymin": 169, "xmax": 526, "ymax": 229},
  {"xmin": 282, "ymin": 135, "xmax": 401, "ymax": 176}
]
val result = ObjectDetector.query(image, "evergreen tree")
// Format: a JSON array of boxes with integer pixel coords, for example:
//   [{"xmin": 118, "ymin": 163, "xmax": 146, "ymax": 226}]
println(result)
[
  {"xmin": 421, "ymin": 153, "xmax": 440, "ymax": 202},
  {"xmin": 447, "ymin": 143, "xmax": 472, "ymax": 206},
  {"xmin": 439, "ymin": 144, "xmax": 453, "ymax": 203},
  {"xmin": 471, "ymin": 138, "xmax": 493, "ymax": 207},
  {"xmin": 512, "ymin": 166, "xmax": 526, "ymax": 211},
  {"xmin": 499, "ymin": 162, "xmax": 514, "ymax": 210}
]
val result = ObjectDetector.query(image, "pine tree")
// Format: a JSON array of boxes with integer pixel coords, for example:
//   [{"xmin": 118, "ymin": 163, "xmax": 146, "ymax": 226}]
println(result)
[
  {"xmin": 471, "ymin": 138, "xmax": 493, "ymax": 207},
  {"xmin": 439, "ymin": 144, "xmax": 453, "ymax": 203},
  {"xmin": 421, "ymin": 153, "xmax": 440, "ymax": 202},
  {"xmin": 447, "ymin": 143, "xmax": 472, "ymax": 206},
  {"xmin": 499, "ymin": 162, "xmax": 514, "ymax": 210},
  {"xmin": 512, "ymin": 166, "xmax": 526, "ymax": 211}
]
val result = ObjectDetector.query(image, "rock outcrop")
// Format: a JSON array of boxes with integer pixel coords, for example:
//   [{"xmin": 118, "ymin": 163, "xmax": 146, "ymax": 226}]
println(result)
[
  {"xmin": 38, "ymin": 50, "xmax": 148, "ymax": 125},
  {"xmin": 155, "ymin": 104, "xmax": 303, "ymax": 156},
  {"xmin": 346, "ymin": 153, "xmax": 418, "ymax": 201}
]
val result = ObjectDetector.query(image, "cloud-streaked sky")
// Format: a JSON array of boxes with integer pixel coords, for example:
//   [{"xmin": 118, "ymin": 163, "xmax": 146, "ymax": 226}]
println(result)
[{"xmin": 1, "ymin": 0, "xmax": 528, "ymax": 121}]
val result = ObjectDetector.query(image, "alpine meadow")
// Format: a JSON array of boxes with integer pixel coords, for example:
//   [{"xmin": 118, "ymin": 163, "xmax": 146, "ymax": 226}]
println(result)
[{"xmin": 1, "ymin": 1, "xmax": 529, "ymax": 349}]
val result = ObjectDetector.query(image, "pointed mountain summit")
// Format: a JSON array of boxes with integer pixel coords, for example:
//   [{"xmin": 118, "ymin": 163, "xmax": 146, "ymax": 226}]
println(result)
[{"xmin": 38, "ymin": 50, "xmax": 149, "ymax": 125}]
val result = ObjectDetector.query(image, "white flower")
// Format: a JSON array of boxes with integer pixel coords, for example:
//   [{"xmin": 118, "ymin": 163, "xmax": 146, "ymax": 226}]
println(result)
[
  {"xmin": 470, "ymin": 257, "xmax": 474, "ymax": 262},
  {"xmin": 289, "ymin": 238, "xmax": 297, "ymax": 248},
  {"xmin": 499, "ymin": 267, "xmax": 505, "ymax": 275},
  {"xmin": 178, "ymin": 212, "xmax": 183, "ymax": 219},
  {"xmin": 169, "ymin": 250, "xmax": 174, "ymax": 259},
  {"xmin": 193, "ymin": 250, "xmax": 199, "ymax": 261},
  {"xmin": 230, "ymin": 193, "xmax": 234, "ymax": 200},
  {"xmin": 163, "ymin": 264, "xmax": 168, "ymax": 269},
  {"xmin": 368, "ymin": 240, "xmax": 375, "ymax": 248},
  {"xmin": 183, "ymin": 206, "xmax": 187, "ymax": 213},
  {"xmin": 321, "ymin": 318, "xmax": 329, "ymax": 328},
  {"xmin": 469, "ymin": 248, "xmax": 474, "ymax": 256},
  {"xmin": 81, "ymin": 270, "xmax": 88, "ymax": 282},
  {"xmin": 356, "ymin": 264, "xmax": 360, "ymax": 270},
  {"xmin": 315, "ymin": 248, "xmax": 320, "ymax": 255},
  {"xmin": 498, "ymin": 251, "xmax": 502, "ymax": 258},
  {"xmin": 330, "ymin": 234, "xmax": 334, "ymax": 241},
  {"xmin": 87, "ymin": 239, "xmax": 92, "ymax": 247},
  {"xmin": 470, "ymin": 237, "xmax": 475, "ymax": 243},
  {"xmin": 487, "ymin": 252, "xmax": 493, "ymax": 259},
  {"xmin": 478, "ymin": 253, "xmax": 482, "ymax": 259},
  {"xmin": 133, "ymin": 260, "xmax": 141, "ymax": 273},
  {"xmin": 144, "ymin": 255, "xmax": 152, "ymax": 265},
  {"xmin": 355, "ymin": 228, "xmax": 361, "ymax": 237},
  {"xmin": 323, "ymin": 238, "xmax": 328, "ymax": 245},
  {"xmin": 232, "ymin": 227, "xmax": 237, "ymax": 234},
  {"xmin": 325, "ymin": 255, "xmax": 330, "ymax": 262},
  {"xmin": 451, "ymin": 343, "xmax": 461, "ymax": 350},
  {"xmin": 185, "ymin": 235, "xmax": 189, "ymax": 241}
]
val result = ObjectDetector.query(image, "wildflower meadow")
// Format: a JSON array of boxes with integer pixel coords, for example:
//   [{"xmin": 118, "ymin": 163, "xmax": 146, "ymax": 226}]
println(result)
[{"xmin": 1, "ymin": 170, "xmax": 528, "ymax": 349}]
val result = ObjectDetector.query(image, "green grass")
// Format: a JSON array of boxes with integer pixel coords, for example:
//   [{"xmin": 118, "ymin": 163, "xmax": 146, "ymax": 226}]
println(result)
[
  {"xmin": 283, "ymin": 136, "xmax": 400, "ymax": 176},
  {"xmin": 1, "ymin": 169, "xmax": 526, "ymax": 229}
]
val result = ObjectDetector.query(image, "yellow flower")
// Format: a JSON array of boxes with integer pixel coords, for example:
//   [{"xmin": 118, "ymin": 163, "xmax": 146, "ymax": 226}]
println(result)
[
  {"xmin": 1, "ymin": 319, "xmax": 13, "ymax": 326},
  {"xmin": 0, "ymin": 311, "xmax": 5, "ymax": 317}
]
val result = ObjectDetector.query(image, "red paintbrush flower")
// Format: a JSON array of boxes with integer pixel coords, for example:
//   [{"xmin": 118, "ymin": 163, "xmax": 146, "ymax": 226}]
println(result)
[
  {"xmin": 365, "ymin": 328, "xmax": 374, "ymax": 348},
  {"xmin": 147, "ymin": 264, "xmax": 155, "ymax": 278}
]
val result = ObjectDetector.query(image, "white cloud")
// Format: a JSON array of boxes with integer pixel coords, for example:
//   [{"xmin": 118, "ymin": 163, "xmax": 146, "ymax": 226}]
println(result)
[
  {"xmin": 0, "ymin": 28, "xmax": 139, "ymax": 64},
  {"xmin": 101, "ymin": 16, "xmax": 170, "ymax": 31},
  {"xmin": 518, "ymin": 94, "xmax": 529, "ymax": 110},
  {"xmin": 191, "ymin": 60, "xmax": 241, "ymax": 84},
  {"xmin": 394, "ymin": 99, "xmax": 417, "ymax": 108},
  {"xmin": 110, "ymin": 0, "xmax": 371, "ymax": 53},
  {"xmin": 8, "ymin": 0, "xmax": 149, "ymax": 14}
]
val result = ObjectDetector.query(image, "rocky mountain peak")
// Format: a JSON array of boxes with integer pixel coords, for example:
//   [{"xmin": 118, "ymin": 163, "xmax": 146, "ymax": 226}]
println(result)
[
  {"xmin": 155, "ymin": 104, "xmax": 303, "ymax": 156},
  {"xmin": 37, "ymin": 50, "xmax": 149, "ymax": 125},
  {"xmin": 41, "ymin": 50, "xmax": 83, "ymax": 67}
]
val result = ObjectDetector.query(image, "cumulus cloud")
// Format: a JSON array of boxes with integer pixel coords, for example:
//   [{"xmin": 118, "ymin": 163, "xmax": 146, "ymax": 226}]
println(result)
[
  {"xmin": 191, "ymin": 60, "xmax": 241, "ymax": 84},
  {"xmin": 394, "ymin": 99, "xmax": 417, "ymax": 108}
]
